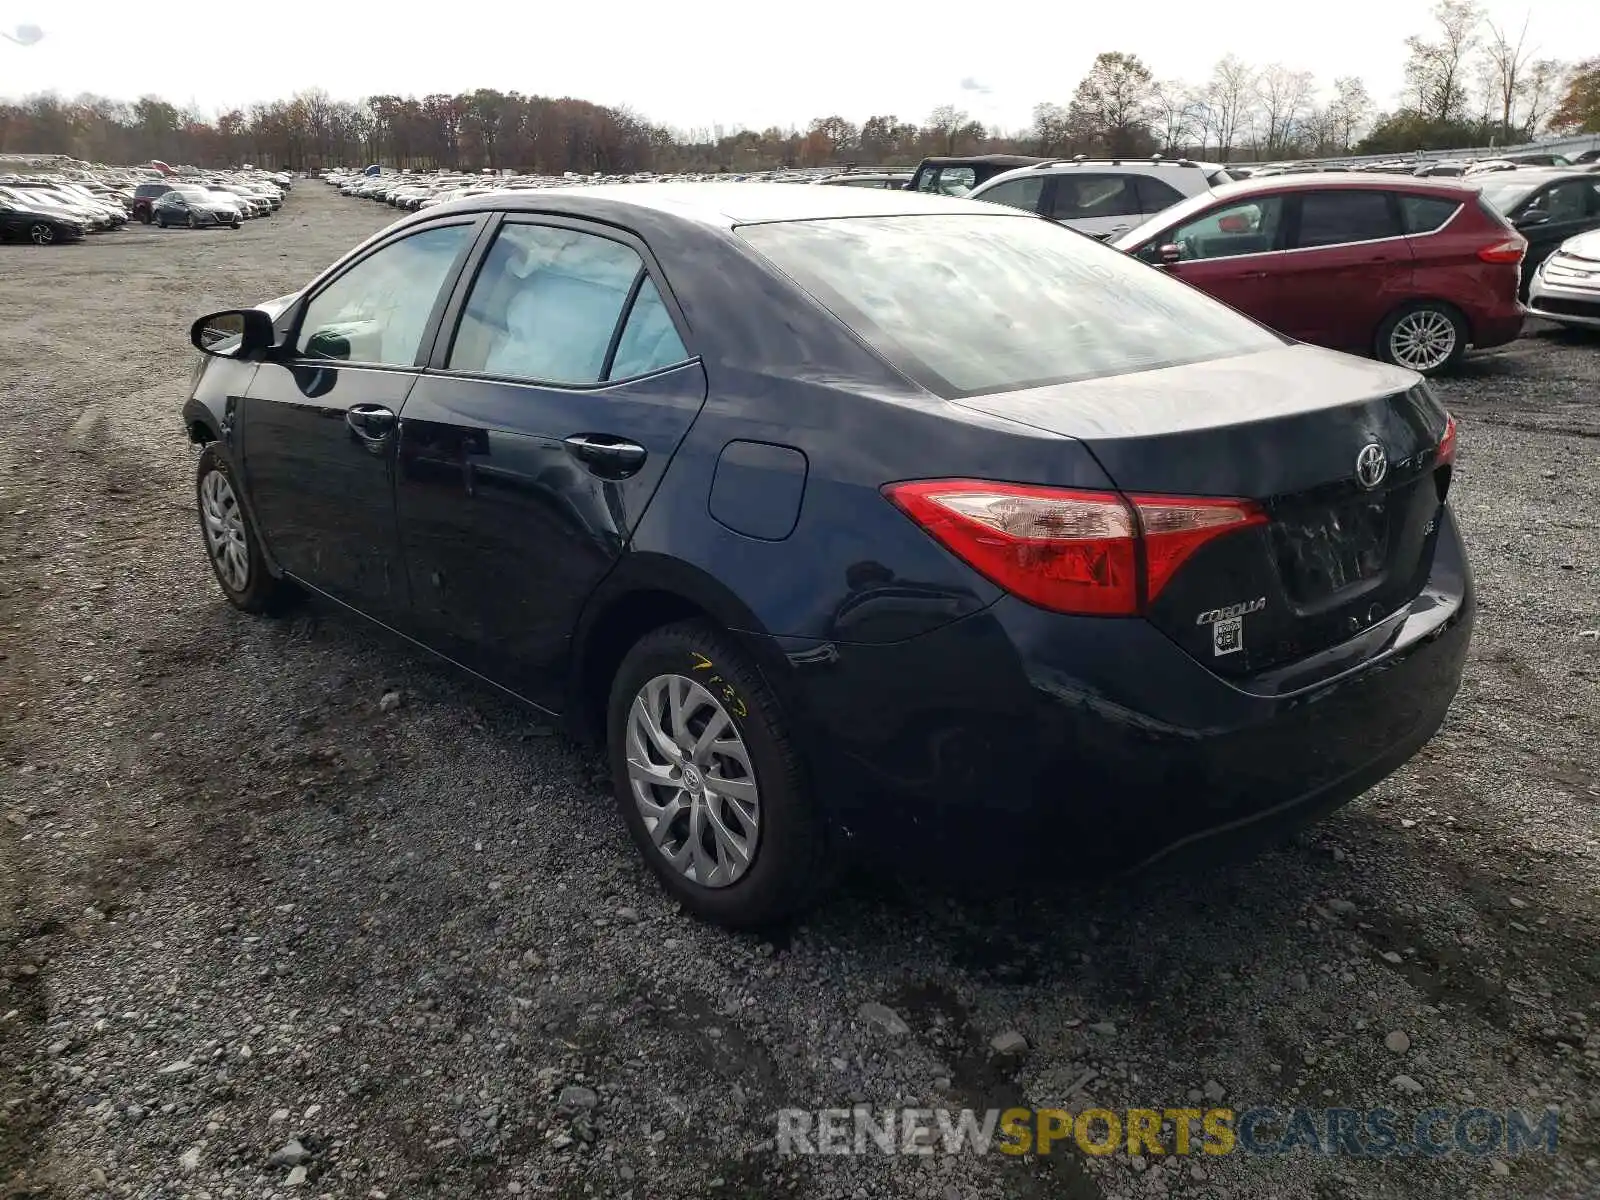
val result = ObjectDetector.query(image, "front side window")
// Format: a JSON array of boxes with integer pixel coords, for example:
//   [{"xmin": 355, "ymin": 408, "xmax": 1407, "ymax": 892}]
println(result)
[
  {"xmin": 296, "ymin": 223, "xmax": 474, "ymax": 366},
  {"xmin": 739, "ymin": 213, "xmax": 1282, "ymax": 398},
  {"xmin": 1161, "ymin": 196, "xmax": 1286, "ymax": 261},
  {"xmin": 1294, "ymin": 190, "xmax": 1401, "ymax": 248},
  {"xmin": 448, "ymin": 223, "xmax": 648, "ymax": 384},
  {"xmin": 1051, "ymin": 176, "xmax": 1141, "ymax": 220},
  {"xmin": 976, "ymin": 176, "xmax": 1045, "ymax": 212},
  {"xmin": 1535, "ymin": 180, "xmax": 1596, "ymax": 222}
]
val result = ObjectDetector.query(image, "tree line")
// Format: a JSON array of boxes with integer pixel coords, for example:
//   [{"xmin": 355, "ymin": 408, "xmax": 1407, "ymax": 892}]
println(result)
[{"xmin": 1, "ymin": 2, "xmax": 1596, "ymax": 174}]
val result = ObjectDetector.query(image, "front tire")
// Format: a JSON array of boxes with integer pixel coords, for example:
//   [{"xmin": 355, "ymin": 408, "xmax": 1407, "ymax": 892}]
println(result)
[
  {"xmin": 187, "ymin": 212, "xmax": 199, "ymax": 230},
  {"xmin": 230, "ymin": 216, "xmax": 241, "ymax": 229},
  {"xmin": 607, "ymin": 621, "xmax": 830, "ymax": 929},
  {"xmin": 1377, "ymin": 302, "xmax": 1468, "ymax": 374},
  {"xmin": 138, "ymin": 209, "xmax": 152, "ymax": 225},
  {"xmin": 156, "ymin": 213, "xmax": 168, "ymax": 228},
  {"xmin": 195, "ymin": 445, "xmax": 297, "ymax": 615}
]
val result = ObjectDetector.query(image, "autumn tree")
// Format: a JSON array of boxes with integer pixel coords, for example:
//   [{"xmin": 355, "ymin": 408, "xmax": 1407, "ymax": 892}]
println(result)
[{"xmin": 1549, "ymin": 58, "xmax": 1600, "ymax": 133}]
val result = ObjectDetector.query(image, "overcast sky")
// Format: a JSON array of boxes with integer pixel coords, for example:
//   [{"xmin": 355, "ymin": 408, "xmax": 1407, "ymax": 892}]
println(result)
[{"xmin": 3, "ymin": 0, "xmax": 1596, "ymax": 132}]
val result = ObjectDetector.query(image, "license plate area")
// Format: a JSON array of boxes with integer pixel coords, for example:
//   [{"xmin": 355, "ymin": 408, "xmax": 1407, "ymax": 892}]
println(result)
[{"xmin": 1270, "ymin": 496, "xmax": 1390, "ymax": 604}]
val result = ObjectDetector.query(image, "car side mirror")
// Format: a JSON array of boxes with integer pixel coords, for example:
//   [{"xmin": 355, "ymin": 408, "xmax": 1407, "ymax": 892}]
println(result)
[
  {"xmin": 1147, "ymin": 243, "xmax": 1183, "ymax": 267},
  {"xmin": 190, "ymin": 309, "xmax": 276, "ymax": 358},
  {"xmin": 1514, "ymin": 209, "xmax": 1551, "ymax": 228}
]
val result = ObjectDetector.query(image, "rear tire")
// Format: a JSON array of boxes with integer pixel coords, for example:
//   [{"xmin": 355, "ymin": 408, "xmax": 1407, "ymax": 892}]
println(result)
[
  {"xmin": 156, "ymin": 213, "xmax": 167, "ymax": 228},
  {"xmin": 138, "ymin": 209, "xmax": 151, "ymax": 225},
  {"xmin": 195, "ymin": 445, "xmax": 298, "ymax": 615},
  {"xmin": 606, "ymin": 621, "xmax": 831, "ymax": 929},
  {"xmin": 1376, "ymin": 301, "xmax": 1468, "ymax": 374}
]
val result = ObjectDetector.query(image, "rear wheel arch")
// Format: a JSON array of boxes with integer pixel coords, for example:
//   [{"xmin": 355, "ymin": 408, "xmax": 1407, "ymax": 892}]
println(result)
[{"xmin": 568, "ymin": 555, "xmax": 784, "ymax": 746}]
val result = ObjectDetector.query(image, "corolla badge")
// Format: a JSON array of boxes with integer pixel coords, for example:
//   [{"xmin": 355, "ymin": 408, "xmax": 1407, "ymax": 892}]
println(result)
[
  {"xmin": 1195, "ymin": 597, "xmax": 1266, "ymax": 658},
  {"xmin": 1355, "ymin": 442, "xmax": 1388, "ymax": 490}
]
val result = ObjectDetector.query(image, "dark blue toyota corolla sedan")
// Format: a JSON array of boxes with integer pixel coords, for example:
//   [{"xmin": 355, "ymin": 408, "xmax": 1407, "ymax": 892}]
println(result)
[{"xmin": 181, "ymin": 183, "xmax": 1471, "ymax": 927}]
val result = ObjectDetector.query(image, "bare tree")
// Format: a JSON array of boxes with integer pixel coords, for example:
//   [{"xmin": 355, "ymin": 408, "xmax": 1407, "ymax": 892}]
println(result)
[
  {"xmin": 1031, "ymin": 102, "xmax": 1071, "ymax": 154},
  {"xmin": 925, "ymin": 104, "xmax": 968, "ymax": 155},
  {"xmin": 1066, "ymin": 52, "xmax": 1160, "ymax": 156},
  {"xmin": 1255, "ymin": 65, "xmax": 1315, "ymax": 157},
  {"xmin": 1521, "ymin": 59, "xmax": 1567, "ymax": 135},
  {"xmin": 1404, "ymin": 0, "xmax": 1484, "ymax": 123},
  {"xmin": 1205, "ymin": 55, "xmax": 1257, "ymax": 162},
  {"xmin": 1484, "ymin": 16, "xmax": 1534, "ymax": 138},
  {"xmin": 1327, "ymin": 76, "xmax": 1375, "ymax": 150},
  {"xmin": 1150, "ymin": 80, "xmax": 1200, "ymax": 153}
]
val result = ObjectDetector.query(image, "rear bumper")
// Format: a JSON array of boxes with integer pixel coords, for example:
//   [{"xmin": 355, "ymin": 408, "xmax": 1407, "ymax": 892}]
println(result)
[{"xmin": 765, "ymin": 506, "xmax": 1473, "ymax": 879}]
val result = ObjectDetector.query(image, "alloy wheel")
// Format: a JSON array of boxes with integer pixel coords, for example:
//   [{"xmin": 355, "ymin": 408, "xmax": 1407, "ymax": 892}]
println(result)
[
  {"xmin": 1389, "ymin": 309, "xmax": 1457, "ymax": 372},
  {"xmin": 625, "ymin": 673, "xmax": 760, "ymax": 888},
  {"xmin": 199, "ymin": 468, "xmax": 250, "ymax": 592},
  {"xmin": 29, "ymin": 223, "xmax": 52, "ymax": 245}
]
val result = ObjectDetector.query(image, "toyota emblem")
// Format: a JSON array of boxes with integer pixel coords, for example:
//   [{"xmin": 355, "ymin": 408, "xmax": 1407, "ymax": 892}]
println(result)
[{"xmin": 1355, "ymin": 442, "xmax": 1388, "ymax": 490}]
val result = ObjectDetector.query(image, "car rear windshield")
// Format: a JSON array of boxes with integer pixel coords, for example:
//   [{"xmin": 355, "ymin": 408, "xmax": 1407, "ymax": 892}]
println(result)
[
  {"xmin": 737, "ymin": 213, "xmax": 1282, "ymax": 397},
  {"xmin": 1475, "ymin": 179, "xmax": 1539, "ymax": 212}
]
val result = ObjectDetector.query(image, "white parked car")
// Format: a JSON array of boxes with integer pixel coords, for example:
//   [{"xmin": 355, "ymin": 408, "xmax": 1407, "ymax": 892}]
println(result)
[
  {"xmin": 1526, "ymin": 228, "xmax": 1600, "ymax": 330},
  {"xmin": 968, "ymin": 156, "xmax": 1235, "ymax": 240}
]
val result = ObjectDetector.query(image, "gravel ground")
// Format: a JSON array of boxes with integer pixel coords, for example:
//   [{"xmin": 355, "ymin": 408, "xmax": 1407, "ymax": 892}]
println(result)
[{"xmin": 1, "ymin": 186, "xmax": 1597, "ymax": 1200}]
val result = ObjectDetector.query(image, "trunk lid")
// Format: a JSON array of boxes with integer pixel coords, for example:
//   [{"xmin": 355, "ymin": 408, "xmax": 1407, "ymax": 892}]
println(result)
[{"xmin": 951, "ymin": 344, "xmax": 1453, "ymax": 677}]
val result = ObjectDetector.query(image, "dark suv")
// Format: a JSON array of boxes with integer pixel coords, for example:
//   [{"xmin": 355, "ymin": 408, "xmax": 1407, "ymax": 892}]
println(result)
[{"xmin": 132, "ymin": 181, "xmax": 176, "ymax": 224}]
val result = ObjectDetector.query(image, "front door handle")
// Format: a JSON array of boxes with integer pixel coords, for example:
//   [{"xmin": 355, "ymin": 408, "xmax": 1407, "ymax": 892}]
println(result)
[
  {"xmin": 346, "ymin": 404, "xmax": 396, "ymax": 442},
  {"xmin": 564, "ymin": 433, "xmax": 647, "ymax": 479}
]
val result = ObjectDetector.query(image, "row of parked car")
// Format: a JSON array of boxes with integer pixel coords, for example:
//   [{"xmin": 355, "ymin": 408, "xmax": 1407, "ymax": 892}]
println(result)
[
  {"xmin": 0, "ymin": 166, "xmax": 293, "ymax": 244},
  {"xmin": 324, "ymin": 149, "xmax": 1600, "ymax": 374}
]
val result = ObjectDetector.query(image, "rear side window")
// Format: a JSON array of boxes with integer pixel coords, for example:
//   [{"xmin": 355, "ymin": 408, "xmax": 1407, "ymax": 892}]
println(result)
[
  {"xmin": 738, "ymin": 213, "xmax": 1283, "ymax": 398},
  {"xmin": 1051, "ymin": 175, "xmax": 1140, "ymax": 220},
  {"xmin": 607, "ymin": 278, "xmax": 689, "ymax": 381},
  {"xmin": 1398, "ymin": 194, "xmax": 1462, "ymax": 234},
  {"xmin": 1135, "ymin": 177, "xmax": 1186, "ymax": 212},
  {"xmin": 1206, "ymin": 168, "xmax": 1236, "ymax": 187},
  {"xmin": 976, "ymin": 176, "xmax": 1045, "ymax": 212},
  {"xmin": 1295, "ymin": 191, "xmax": 1401, "ymax": 247},
  {"xmin": 449, "ymin": 223, "xmax": 643, "ymax": 384}
]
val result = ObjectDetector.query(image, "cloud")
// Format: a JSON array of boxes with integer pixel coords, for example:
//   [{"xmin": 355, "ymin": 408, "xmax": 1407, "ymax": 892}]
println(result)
[{"xmin": 958, "ymin": 76, "xmax": 992, "ymax": 95}]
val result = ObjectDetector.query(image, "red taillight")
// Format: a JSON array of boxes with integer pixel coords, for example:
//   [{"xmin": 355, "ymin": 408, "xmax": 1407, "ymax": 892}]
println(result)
[
  {"xmin": 1478, "ymin": 238, "xmax": 1526, "ymax": 264},
  {"xmin": 1131, "ymin": 495, "xmax": 1269, "ymax": 601},
  {"xmin": 883, "ymin": 480, "xmax": 1263, "ymax": 617},
  {"xmin": 1437, "ymin": 413, "xmax": 1457, "ymax": 466}
]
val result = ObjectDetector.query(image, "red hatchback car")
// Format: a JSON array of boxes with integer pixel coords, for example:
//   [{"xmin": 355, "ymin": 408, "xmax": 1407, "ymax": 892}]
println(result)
[{"xmin": 1112, "ymin": 175, "xmax": 1526, "ymax": 374}]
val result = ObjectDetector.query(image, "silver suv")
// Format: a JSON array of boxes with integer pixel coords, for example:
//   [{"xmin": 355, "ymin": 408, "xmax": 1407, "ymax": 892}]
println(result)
[{"xmin": 969, "ymin": 156, "xmax": 1235, "ymax": 240}]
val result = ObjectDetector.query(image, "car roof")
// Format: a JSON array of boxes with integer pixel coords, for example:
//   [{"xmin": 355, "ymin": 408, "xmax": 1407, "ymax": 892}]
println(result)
[
  {"xmin": 426, "ymin": 181, "xmax": 1011, "ymax": 226},
  {"xmin": 918, "ymin": 154, "xmax": 1046, "ymax": 168},
  {"xmin": 1206, "ymin": 173, "xmax": 1478, "ymax": 199},
  {"xmin": 1470, "ymin": 168, "xmax": 1592, "ymax": 186}
]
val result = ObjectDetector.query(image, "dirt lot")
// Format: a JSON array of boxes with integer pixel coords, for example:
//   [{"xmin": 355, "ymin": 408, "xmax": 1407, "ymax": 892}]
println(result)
[{"xmin": 0, "ymin": 184, "xmax": 1597, "ymax": 1200}]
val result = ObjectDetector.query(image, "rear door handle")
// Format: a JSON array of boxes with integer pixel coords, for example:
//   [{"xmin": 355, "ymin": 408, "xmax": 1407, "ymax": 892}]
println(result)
[
  {"xmin": 346, "ymin": 404, "xmax": 396, "ymax": 442},
  {"xmin": 564, "ymin": 433, "xmax": 647, "ymax": 479}
]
